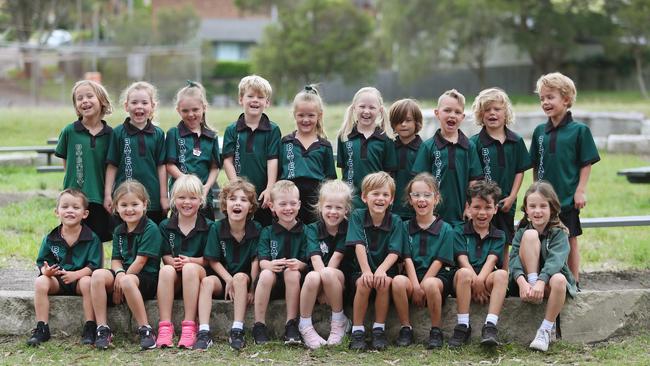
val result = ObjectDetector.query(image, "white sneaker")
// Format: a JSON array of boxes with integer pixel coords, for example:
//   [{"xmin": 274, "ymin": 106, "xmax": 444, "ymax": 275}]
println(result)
[
  {"xmin": 299, "ymin": 325, "xmax": 326, "ymax": 350},
  {"xmin": 529, "ymin": 328, "xmax": 551, "ymax": 352},
  {"xmin": 327, "ymin": 317, "xmax": 351, "ymax": 346}
]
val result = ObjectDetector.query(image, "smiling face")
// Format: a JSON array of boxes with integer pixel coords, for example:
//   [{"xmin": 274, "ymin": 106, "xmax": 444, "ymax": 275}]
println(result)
[
  {"xmin": 435, "ymin": 96, "xmax": 465, "ymax": 136},
  {"xmin": 320, "ymin": 193, "xmax": 348, "ymax": 229},
  {"xmin": 55, "ymin": 193, "xmax": 89, "ymax": 227},
  {"xmin": 173, "ymin": 190, "xmax": 201, "ymax": 219},
  {"xmin": 362, "ymin": 184, "xmax": 393, "ymax": 217},
  {"xmin": 269, "ymin": 190, "xmax": 300, "ymax": 226},
  {"xmin": 125, "ymin": 89, "xmax": 154, "ymax": 125},
  {"xmin": 226, "ymin": 189, "xmax": 253, "ymax": 223},
  {"xmin": 354, "ymin": 92, "xmax": 381, "ymax": 131},
  {"xmin": 177, "ymin": 96, "xmax": 205, "ymax": 131},
  {"xmin": 239, "ymin": 88, "xmax": 269, "ymax": 119},
  {"xmin": 293, "ymin": 101, "xmax": 321, "ymax": 136},
  {"xmin": 74, "ymin": 85, "xmax": 102, "ymax": 121},
  {"xmin": 395, "ymin": 112, "xmax": 417, "ymax": 141},
  {"xmin": 408, "ymin": 181, "xmax": 438, "ymax": 218},
  {"xmin": 539, "ymin": 86, "xmax": 570, "ymax": 124},
  {"xmin": 466, "ymin": 196, "xmax": 497, "ymax": 231},
  {"xmin": 481, "ymin": 102, "xmax": 506, "ymax": 132},
  {"xmin": 116, "ymin": 192, "xmax": 147, "ymax": 227},
  {"xmin": 525, "ymin": 192, "xmax": 551, "ymax": 231}
]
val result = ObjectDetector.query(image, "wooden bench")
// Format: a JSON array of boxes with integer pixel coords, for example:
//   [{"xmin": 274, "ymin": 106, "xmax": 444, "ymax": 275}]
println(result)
[
  {"xmin": 580, "ymin": 215, "xmax": 650, "ymax": 228},
  {"xmin": 617, "ymin": 166, "xmax": 650, "ymax": 183},
  {"xmin": 0, "ymin": 146, "xmax": 57, "ymax": 165}
]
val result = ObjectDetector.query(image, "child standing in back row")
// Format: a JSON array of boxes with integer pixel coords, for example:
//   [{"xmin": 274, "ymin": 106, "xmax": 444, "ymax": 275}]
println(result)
[{"xmin": 529, "ymin": 72, "xmax": 600, "ymax": 287}]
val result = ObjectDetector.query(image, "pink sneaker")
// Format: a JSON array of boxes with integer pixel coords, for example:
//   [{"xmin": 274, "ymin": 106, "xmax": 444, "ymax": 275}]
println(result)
[
  {"xmin": 156, "ymin": 321, "xmax": 174, "ymax": 348},
  {"xmin": 299, "ymin": 325, "xmax": 326, "ymax": 350},
  {"xmin": 327, "ymin": 317, "xmax": 350, "ymax": 345},
  {"xmin": 177, "ymin": 320, "xmax": 197, "ymax": 349}
]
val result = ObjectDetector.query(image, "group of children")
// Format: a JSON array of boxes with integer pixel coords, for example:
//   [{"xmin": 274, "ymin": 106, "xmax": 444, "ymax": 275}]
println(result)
[{"xmin": 28, "ymin": 71, "xmax": 599, "ymax": 354}]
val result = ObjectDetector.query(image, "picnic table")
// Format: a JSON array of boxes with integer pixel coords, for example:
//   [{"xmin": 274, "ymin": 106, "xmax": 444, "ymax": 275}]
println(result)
[{"xmin": 617, "ymin": 166, "xmax": 650, "ymax": 183}]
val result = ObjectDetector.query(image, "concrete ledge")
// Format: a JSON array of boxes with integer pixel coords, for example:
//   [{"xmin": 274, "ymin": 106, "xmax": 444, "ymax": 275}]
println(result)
[{"xmin": 2, "ymin": 289, "xmax": 649, "ymax": 344}]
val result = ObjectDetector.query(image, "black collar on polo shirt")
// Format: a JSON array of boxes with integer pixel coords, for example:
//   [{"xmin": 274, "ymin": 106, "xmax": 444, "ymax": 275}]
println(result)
[
  {"xmin": 462, "ymin": 220, "xmax": 503, "ymax": 240},
  {"xmin": 348, "ymin": 126, "xmax": 388, "ymax": 141},
  {"xmin": 363, "ymin": 210, "xmax": 392, "ymax": 231},
  {"xmin": 272, "ymin": 220, "xmax": 304, "ymax": 234},
  {"xmin": 408, "ymin": 217, "xmax": 444, "ymax": 236},
  {"xmin": 317, "ymin": 219, "xmax": 348, "ymax": 240},
  {"xmin": 166, "ymin": 212, "xmax": 210, "ymax": 238},
  {"xmin": 47, "ymin": 223, "xmax": 94, "ymax": 244},
  {"xmin": 235, "ymin": 113, "xmax": 272, "ymax": 132},
  {"xmin": 433, "ymin": 129, "xmax": 470, "ymax": 150},
  {"xmin": 74, "ymin": 119, "xmax": 113, "ymax": 136},
  {"xmin": 478, "ymin": 127, "xmax": 519, "ymax": 146},
  {"xmin": 282, "ymin": 131, "xmax": 332, "ymax": 152},
  {"xmin": 116, "ymin": 216, "xmax": 149, "ymax": 236},
  {"xmin": 544, "ymin": 111, "xmax": 573, "ymax": 133},
  {"xmin": 219, "ymin": 219, "xmax": 261, "ymax": 242},
  {"xmin": 395, "ymin": 135, "xmax": 422, "ymax": 150},
  {"xmin": 123, "ymin": 118, "xmax": 155, "ymax": 135},
  {"xmin": 178, "ymin": 121, "xmax": 216, "ymax": 140}
]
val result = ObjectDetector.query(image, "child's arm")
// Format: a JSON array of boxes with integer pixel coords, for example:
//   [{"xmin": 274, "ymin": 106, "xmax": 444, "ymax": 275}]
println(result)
[
  {"xmin": 326, "ymin": 252, "xmax": 344, "ymax": 269},
  {"xmin": 374, "ymin": 253, "xmax": 398, "ymax": 289},
  {"xmin": 125, "ymin": 255, "xmax": 148, "ymax": 275},
  {"xmin": 249, "ymin": 259, "xmax": 260, "ymax": 304},
  {"xmin": 162, "ymin": 254, "xmax": 175, "ymax": 266},
  {"xmin": 574, "ymin": 164, "xmax": 592, "ymax": 209},
  {"xmin": 422, "ymin": 259, "xmax": 443, "ymax": 279},
  {"xmin": 203, "ymin": 161, "xmax": 219, "ymax": 202},
  {"xmin": 157, "ymin": 165, "xmax": 169, "ymax": 213},
  {"xmin": 59, "ymin": 267, "xmax": 92, "ymax": 284},
  {"xmin": 111, "ymin": 259, "xmax": 126, "ymax": 304},
  {"xmin": 474, "ymin": 255, "xmax": 499, "ymax": 303},
  {"xmin": 355, "ymin": 244, "xmax": 374, "ymax": 287},
  {"xmin": 404, "ymin": 258, "xmax": 425, "ymax": 307},
  {"xmin": 259, "ymin": 158, "xmax": 278, "ymax": 209},
  {"xmin": 166, "ymin": 163, "xmax": 184, "ymax": 180},
  {"xmin": 311, "ymin": 255, "xmax": 326, "ymax": 272},
  {"xmin": 501, "ymin": 172, "xmax": 524, "ymax": 213},
  {"xmin": 223, "ymin": 157, "xmax": 237, "ymax": 181},
  {"xmin": 212, "ymin": 260, "xmax": 235, "ymax": 300},
  {"xmin": 104, "ymin": 165, "xmax": 117, "ymax": 212}
]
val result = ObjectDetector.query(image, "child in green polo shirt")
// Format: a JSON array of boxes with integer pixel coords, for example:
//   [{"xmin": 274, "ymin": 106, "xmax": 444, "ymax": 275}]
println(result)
[
  {"xmin": 530, "ymin": 72, "xmax": 600, "ymax": 288},
  {"xmin": 165, "ymin": 81, "xmax": 220, "ymax": 220},
  {"xmin": 105, "ymin": 81, "xmax": 168, "ymax": 224},
  {"xmin": 450, "ymin": 180, "xmax": 509, "ymax": 348},
  {"xmin": 412, "ymin": 89, "xmax": 483, "ymax": 226},
  {"xmin": 509, "ymin": 181, "xmax": 577, "ymax": 352},
  {"xmin": 470, "ymin": 88, "xmax": 532, "ymax": 268},
  {"xmin": 337, "ymin": 87, "xmax": 397, "ymax": 209},
  {"xmin": 253, "ymin": 180, "xmax": 308, "ymax": 345},
  {"xmin": 279, "ymin": 85, "xmax": 336, "ymax": 224},
  {"xmin": 197, "ymin": 177, "xmax": 262, "ymax": 350},
  {"xmin": 27, "ymin": 189, "xmax": 102, "ymax": 347},
  {"xmin": 392, "ymin": 173, "xmax": 455, "ymax": 349},
  {"xmin": 389, "ymin": 98, "xmax": 424, "ymax": 220},
  {"xmin": 90, "ymin": 180, "xmax": 162, "ymax": 351},
  {"xmin": 56, "ymin": 80, "xmax": 114, "ymax": 242},
  {"xmin": 299, "ymin": 180, "xmax": 353, "ymax": 349},
  {"xmin": 156, "ymin": 175, "xmax": 213, "ymax": 349},
  {"xmin": 347, "ymin": 172, "xmax": 407, "ymax": 351},
  {"xmin": 222, "ymin": 75, "xmax": 281, "ymax": 227}
]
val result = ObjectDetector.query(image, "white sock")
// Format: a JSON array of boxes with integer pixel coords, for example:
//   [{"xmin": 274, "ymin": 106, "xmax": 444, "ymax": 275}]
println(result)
[
  {"xmin": 485, "ymin": 314, "xmax": 499, "ymax": 325},
  {"xmin": 352, "ymin": 325, "xmax": 365, "ymax": 333},
  {"xmin": 231, "ymin": 321, "xmax": 243, "ymax": 330},
  {"xmin": 199, "ymin": 324, "xmax": 210, "ymax": 332},
  {"xmin": 540, "ymin": 319, "xmax": 554, "ymax": 331},
  {"xmin": 299, "ymin": 317, "xmax": 313, "ymax": 331},
  {"xmin": 457, "ymin": 313, "xmax": 470, "ymax": 327},
  {"xmin": 331, "ymin": 310, "xmax": 346, "ymax": 322},
  {"xmin": 527, "ymin": 272, "xmax": 538, "ymax": 286},
  {"xmin": 372, "ymin": 322, "xmax": 385, "ymax": 330}
]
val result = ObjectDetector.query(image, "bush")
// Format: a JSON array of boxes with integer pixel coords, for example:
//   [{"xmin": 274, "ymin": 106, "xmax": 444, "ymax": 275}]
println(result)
[{"xmin": 212, "ymin": 61, "xmax": 251, "ymax": 79}]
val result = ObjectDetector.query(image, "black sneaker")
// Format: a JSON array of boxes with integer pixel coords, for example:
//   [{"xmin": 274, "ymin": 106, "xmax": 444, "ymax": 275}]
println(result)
[
  {"xmin": 229, "ymin": 327, "xmax": 246, "ymax": 350},
  {"xmin": 371, "ymin": 327, "xmax": 388, "ymax": 350},
  {"xmin": 395, "ymin": 326, "xmax": 414, "ymax": 347},
  {"xmin": 283, "ymin": 318, "xmax": 302, "ymax": 345},
  {"xmin": 448, "ymin": 324, "xmax": 471, "ymax": 348},
  {"xmin": 426, "ymin": 327, "xmax": 443, "ymax": 349},
  {"xmin": 81, "ymin": 321, "xmax": 97, "ymax": 345},
  {"xmin": 194, "ymin": 330, "xmax": 213, "ymax": 350},
  {"xmin": 252, "ymin": 322, "xmax": 270, "ymax": 345},
  {"xmin": 26, "ymin": 321, "xmax": 50, "ymax": 346},
  {"xmin": 480, "ymin": 322, "xmax": 499, "ymax": 346},
  {"xmin": 94, "ymin": 325, "xmax": 113, "ymax": 350},
  {"xmin": 577, "ymin": 282, "xmax": 582, "ymax": 292},
  {"xmin": 138, "ymin": 325, "xmax": 156, "ymax": 350},
  {"xmin": 348, "ymin": 330, "xmax": 367, "ymax": 351}
]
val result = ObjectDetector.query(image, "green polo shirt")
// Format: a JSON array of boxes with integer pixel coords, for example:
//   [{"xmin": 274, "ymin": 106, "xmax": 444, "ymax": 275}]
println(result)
[
  {"xmin": 403, "ymin": 218, "xmax": 455, "ymax": 281},
  {"xmin": 509, "ymin": 223, "xmax": 577, "ymax": 298},
  {"xmin": 305, "ymin": 220, "xmax": 348, "ymax": 267},
  {"xmin": 111, "ymin": 217, "xmax": 162, "ymax": 274},
  {"xmin": 159, "ymin": 213, "xmax": 212, "ymax": 258},
  {"xmin": 258, "ymin": 221, "xmax": 307, "ymax": 263},
  {"xmin": 411, "ymin": 129, "xmax": 483, "ymax": 226},
  {"xmin": 279, "ymin": 131, "xmax": 336, "ymax": 181},
  {"xmin": 204, "ymin": 219, "xmax": 261, "ymax": 275},
  {"xmin": 106, "ymin": 119, "xmax": 166, "ymax": 210},
  {"xmin": 454, "ymin": 221, "xmax": 505, "ymax": 273},
  {"xmin": 221, "ymin": 113, "xmax": 281, "ymax": 195},
  {"xmin": 55, "ymin": 120, "xmax": 113, "ymax": 205},
  {"xmin": 337, "ymin": 127, "xmax": 398, "ymax": 208},
  {"xmin": 393, "ymin": 135, "xmax": 423, "ymax": 219},
  {"xmin": 165, "ymin": 122, "xmax": 221, "ymax": 203},
  {"xmin": 37, "ymin": 224, "xmax": 102, "ymax": 273},
  {"xmin": 345, "ymin": 208, "xmax": 405, "ymax": 276},
  {"xmin": 529, "ymin": 112, "xmax": 600, "ymax": 212},
  {"xmin": 470, "ymin": 127, "xmax": 532, "ymax": 215}
]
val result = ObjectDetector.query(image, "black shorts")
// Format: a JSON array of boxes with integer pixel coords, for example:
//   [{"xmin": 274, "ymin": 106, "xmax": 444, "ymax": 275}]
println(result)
[
  {"xmin": 559, "ymin": 209, "xmax": 582, "ymax": 238},
  {"xmin": 146, "ymin": 210, "xmax": 168, "ymax": 225},
  {"xmin": 84, "ymin": 202, "xmax": 116, "ymax": 242},
  {"xmin": 292, "ymin": 177, "xmax": 320, "ymax": 225},
  {"xmin": 254, "ymin": 207, "xmax": 273, "ymax": 227},
  {"xmin": 492, "ymin": 210, "xmax": 515, "ymax": 244},
  {"xmin": 434, "ymin": 270, "xmax": 455, "ymax": 299},
  {"xmin": 199, "ymin": 202, "xmax": 215, "ymax": 221},
  {"xmin": 55, "ymin": 276, "xmax": 78, "ymax": 296},
  {"xmin": 110, "ymin": 269, "xmax": 158, "ymax": 300}
]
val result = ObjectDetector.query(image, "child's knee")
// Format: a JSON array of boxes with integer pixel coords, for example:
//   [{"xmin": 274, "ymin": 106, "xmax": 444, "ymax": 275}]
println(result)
[
  {"xmin": 392, "ymin": 275, "xmax": 409, "ymax": 290},
  {"xmin": 303, "ymin": 271, "xmax": 321, "ymax": 288},
  {"xmin": 283, "ymin": 270, "xmax": 301, "ymax": 285},
  {"xmin": 456, "ymin": 268, "xmax": 473, "ymax": 285},
  {"xmin": 549, "ymin": 274, "xmax": 567, "ymax": 289},
  {"xmin": 522, "ymin": 229, "xmax": 539, "ymax": 243},
  {"xmin": 78, "ymin": 276, "xmax": 91, "ymax": 294},
  {"xmin": 232, "ymin": 273, "xmax": 250, "ymax": 286},
  {"xmin": 493, "ymin": 269, "xmax": 508, "ymax": 284},
  {"xmin": 159, "ymin": 265, "xmax": 177, "ymax": 280},
  {"xmin": 258, "ymin": 270, "xmax": 275, "ymax": 285},
  {"xmin": 181, "ymin": 263, "xmax": 201, "ymax": 276},
  {"xmin": 200, "ymin": 276, "xmax": 215, "ymax": 291},
  {"xmin": 34, "ymin": 276, "xmax": 51, "ymax": 293}
]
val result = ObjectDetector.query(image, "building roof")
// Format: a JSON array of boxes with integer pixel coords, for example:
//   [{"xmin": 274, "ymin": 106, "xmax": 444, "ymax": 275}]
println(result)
[{"xmin": 199, "ymin": 18, "xmax": 272, "ymax": 42}]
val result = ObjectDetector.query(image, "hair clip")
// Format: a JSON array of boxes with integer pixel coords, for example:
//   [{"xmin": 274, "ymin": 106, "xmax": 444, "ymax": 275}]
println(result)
[
  {"xmin": 304, "ymin": 85, "xmax": 314, "ymax": 92},
  {"xmin": 186, "ymin": 80, "xmax": 198, "ymax": 88}
]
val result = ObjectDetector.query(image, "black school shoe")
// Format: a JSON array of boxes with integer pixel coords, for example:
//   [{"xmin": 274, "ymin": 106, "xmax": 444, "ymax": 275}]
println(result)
[
  {"xmin": 480, "ymin": 322, "xmax": 499, "ymax": 346},
  {"xmin": 95, "ymin": 325, "xmax": 113, "ymax": 350},
  {"xmin": 349, "ymin": 330, "xmax": 368, "ymax": 351},
  {"xmin": 448, "ymin": 324, "xmax": 471, "ymax": 348},
  {"xmin": 395, "ymin": 326, "xmax": 414, "ymax": 347},
  {"xmin": 229, "ymin": 328, "xmax": 245, "ymax": 350},
  {"xmin": 138, "ymin": 325, "xmax": 156, "ymax": 350},
  {"xmin": 194, "ymin": 330, "xmax": 213, "ymax": 350},
  {"xmin": 426, "ymin": 327, "xmax": 444, "ymax": 349},
  {"xmin": 283, "ymin": 318, "xmax": 302, "ymax": 345},
  {"xmin": 26, "ymin": 321, "xmax": 50, "ymax": 346},
  {"xmin": 253, "ymin": 322, "xmax": 270, "ymax": 345},
  {"xmin": 371, "ymin": 327, "xmax": 389, "ymax": 350},
  {"xmin": 81, "ymin": 321, "xmax": 97, "ymax": 345}
]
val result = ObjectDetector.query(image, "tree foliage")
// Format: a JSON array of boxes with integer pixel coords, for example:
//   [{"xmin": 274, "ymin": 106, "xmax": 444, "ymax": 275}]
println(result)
[{"xmin": 0, "ymin": 0, "xmax": 77, "ymax": 44}]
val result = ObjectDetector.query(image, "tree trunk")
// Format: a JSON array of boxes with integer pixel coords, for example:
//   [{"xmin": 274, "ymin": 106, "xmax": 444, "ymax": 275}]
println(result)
[{"xmin": 634, "ymin": 48, "xmax": 649, "ymax": 99}]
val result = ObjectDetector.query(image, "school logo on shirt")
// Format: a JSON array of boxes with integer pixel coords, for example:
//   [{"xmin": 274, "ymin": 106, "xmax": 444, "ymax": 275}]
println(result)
[
  {"xmin": 433, "ymin": 150, "xmax": 442, "ymax": 185},
  {"xmin": 234, "ymin": 133, "xmax": 242, "ymax": 175},
  {"xmin": 117, "ymin": 235, "xmax": 125, "ymax": 259},
  {"xmin": 537, "ymin": 135, "xmax": 545, "ymax": 180},
  {"xmin": 319, "ymin": 241, "xmax": 329, "ymax": 255},
  {"xmin": 286, "ymin": 143, "xmax": 295, "ymax": 179},
  {"xmin": 220, "ymin": 240, "xmax": 227, "ymax": 258},
  {"xmin": 481, "ymin": 148, "xmax": 492, "ymax": 182},
  {"xmin": 178, "ymin": 139, "xmax": 188, "ymax": 174},
  {"xmin": 124, "ymin": 138, "xmax": 133, "ymax": 180},
  {"xmin": 50, "ymin": 245, "xmax": 61, "ymax": 263},
  {"xmin": 168, "ymin": 233, "xmax": 176, "ymax": 256},
  {"xmin": 345, "ymin": 141, "xmax": 354, "ymax": 186},
  {"xmin": 270, "ymin": 240, "xmax": 279, "ymax": 260},
  {"xmin": 75, "ymin": 144, "xmax": 84, "ymax": 186}
]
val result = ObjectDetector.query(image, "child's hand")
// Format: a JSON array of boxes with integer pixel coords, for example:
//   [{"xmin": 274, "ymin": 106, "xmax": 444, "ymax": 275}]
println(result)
[
  {"xmin": 160, "ymin": 196, "xmax": 170, "ymax": 215},
  {"xmin": 112, "ymin": 272, "xmax": 125, "ymax": 305},
  {"xmin": 224, "ymin": 278, "xmax": 235, "ymax": 301},
  {"xmin": 172, "ymin": 257, "xmax": 184, "ymax": 271},
  {"xmin": 41, "ymin": 261, "xmax": 59, "ymax": 277},
  {"xmin": 270, "ymin": 259, "xmax": 286, "ymax": 273},
  {"xmin": 471, "ymin": 276, "xmax": 489, "ymax": 304},
  {"xmin": 529, "ymin": 281, "xmax": 545, "ymax": 304},
  {"xmin": 259, "ymin": 189, "xmax": 271, "ymax": 209},
  {"xmin": 499, "ymin": 196, "xmax": 515, "ymax": 213},
  {"xmin": 103, "ymin": 196, "xmax": 113, "ymax": 214},
  {"xmin": 412, "ymin": 284, "xmax": 426, "ymax": 307},
  {"xmin": 247, "ymin": 290, "xmax": 255, "ymax": 305},
  {"xmin": 285, "ymin": 259, "xmax": 303, "ymax": 271},
  {"xmin": 574, "ymin": 189, "xmax": 586, "ymax": 209},
  {"xmin": 373, "ymin": 269, "xmax": 388, "ymax": 289},
  {"xmin": 59, "ymin": 269, "xmax": 78, "ymax": 284},
  {"xmin": 361, "ymin": 271, "xmax": 374, "ymax": 288},
  {"xmin": 518, "ymin": 281, "xmax": 531, "ymax": 301}
]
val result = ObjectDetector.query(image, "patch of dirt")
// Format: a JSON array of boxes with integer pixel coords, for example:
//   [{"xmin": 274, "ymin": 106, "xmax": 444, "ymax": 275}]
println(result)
[
  {"xmin": 580, "ymin": 270, "xmax": 650, "ymax": 291},
  {"xmin": 0, "ymin": 192, "xmax": 33, "ymax": 208}
]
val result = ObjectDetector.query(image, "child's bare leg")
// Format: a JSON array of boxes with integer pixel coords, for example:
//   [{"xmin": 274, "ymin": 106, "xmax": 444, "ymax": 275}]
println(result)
[
  {"xmin": 568, "ymin": 237, "xmax": 579, "ymax": 282},
  {"xmin": 181, "ymin": 263, "xmax": 206, "ymax": 321},
  {"xmin": 91, "ymin": 269, "xmax": 114, "ymax": 325},
  {"xmin": 77, "ymin": 276, "xmax": 95, "ymax": 321},
  {"xmin": 485, "ymin": 269, "xmax": 508, "ymax": 316},
  {"xmin": 284, "ymin": 270, "xmax": 301, "ymax": 321},
  {"xmin": 157, "ymin": 265, "xmax": 178, "ymax": 322},
  {"xmin": 545, "ymin": 274, "xmax": 567, "ymax": 321},
  {"xmin": 198, "ymin": 275, "xmax": 222, "ymax": 325},
  {"xmin": 320, "ymin": 267, "xmax": 345, "ymax": 312},
  {"xmin": 352, "ymin": 277, "xmax": 371, "ymax": 326},
  {"xmin": 254, "ymin": 269, "xmax": 276, "ymax": 323},
  {"xmin": 391, "ymin": 275, "xmax": 412, "ymax": 326},
  {"xmin": 454, "ymin": 268, "xmax": 473, "ymax": 315},
  {"xmin": 519, "ymin": 229, "xmax": 541, "ymax": 275},
  {"xmin": 121, "ymin": 274, "xmax": 148, "ymax": 326},
  {"xmin": 421, "ymin": 277, "xmax": 443, "ymax": 327},
  {"xmin": 232, "ymin": 273, "xmax": 250, "ymax": 323},
  {"xmin": 33, "ymin": 276, "xmax": 60, "ymax": 322},
  {"xmin": 374, "ymin": 277, "xmax": 392, "ymax": 324},
  {"xmin": 300, "ymin": 271, "xmax": 321, "ymax": 318}
]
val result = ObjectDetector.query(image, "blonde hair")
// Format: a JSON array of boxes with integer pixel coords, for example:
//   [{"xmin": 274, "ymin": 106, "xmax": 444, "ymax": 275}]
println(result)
[
  {"xmin": 535, "ymin": 72, "xmax": 577, "ymax": 108},
  {"xmin": 293, "ymin": 85, "xmax": 326, "ymax": 139},
  {"xmin": 238, "ymin": 74, "xmax": 272, "ymax": 99},
  {"xmin": 337, "ymin": 87, "xmax": 392, "ymax": 142},
  {"xmin": 404, "ymin": 172, "xmax": 440, "ymax": 211},
  {"xmin": 71, "ymin": 80, "xmax": 113, "ymax": 119},
  {"xmin": 170, "ymin": 174, "xmax": 205, "ymax": 211},
  {"xmin": 120, "ymin": 81, "xmax": 159, "ymax": 122},
  {"xmin": 389, "ymin": 98, "xmax": 423, "ymax": 134},
  {"xmin": 174, "ymin": 81, "xmax": 215, "ymax": 132},
  {"xmin": 518, "ymin": 181, "xmax": 568, "ymax": 233},
  {"xmin": 112, "ymin": 180, "xmax": 149, "ymax": 214},
  {"xmin": 315, "ymin": 180, "xmax": 353, "ymax": 220},
  {"xmin": 270, "ymin": 180, "xmax": 299, "ymax": 201},
  {"xmin": 219, "ymin": 177, "xmax": 258, "ymax": 220},
  {"xmin": 437, "ymin": 89, "xmax": 466, "ymax": 110},
  {"xmin": 472, "ymin": 87, "xmax": 515, "ymax": 126},
  {"xmin": 56, "ymin": 188, "xmax": 89, "ymax": 210},
  {"xmin": 361, "ymin": 171, "xmax": 395, "ymax": 198}
]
